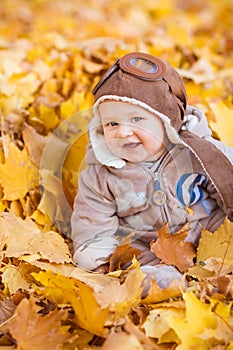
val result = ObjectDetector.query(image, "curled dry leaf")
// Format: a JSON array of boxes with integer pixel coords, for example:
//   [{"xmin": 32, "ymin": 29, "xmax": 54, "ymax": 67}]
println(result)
[{"xmin": 151, "ymin": 223, "xmax": 196, "ymax": 272}]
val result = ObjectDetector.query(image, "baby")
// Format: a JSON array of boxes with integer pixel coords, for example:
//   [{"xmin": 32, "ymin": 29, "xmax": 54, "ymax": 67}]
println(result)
[{"xmin": 71, "ymin": 52, "xmax": 233, "ymax": 289}]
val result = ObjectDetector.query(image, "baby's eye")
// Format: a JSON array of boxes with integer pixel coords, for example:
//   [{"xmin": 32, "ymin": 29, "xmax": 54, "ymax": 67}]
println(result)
[
  {"xmin": 108, "ymin": 121, "xmax": 118, "ymax": 127},
  {"xmin": 132, "ymin": 116, "xmax": 142, "ymax": 123}
]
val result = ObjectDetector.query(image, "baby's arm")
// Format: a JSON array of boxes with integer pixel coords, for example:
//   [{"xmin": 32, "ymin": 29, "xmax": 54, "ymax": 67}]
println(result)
[{"xmin": 71, "ymin": 165, "xmax": 119, "ymax": 271}]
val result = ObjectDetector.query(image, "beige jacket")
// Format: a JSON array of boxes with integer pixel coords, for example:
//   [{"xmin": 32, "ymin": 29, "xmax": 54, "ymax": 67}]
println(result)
[{"xmin": 71, "ymin": 106, "xmax": 233, "ymax": 270}]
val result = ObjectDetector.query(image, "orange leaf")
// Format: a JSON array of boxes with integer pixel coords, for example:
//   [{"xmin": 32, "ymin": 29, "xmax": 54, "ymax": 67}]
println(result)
[
  {"xmin": 142, "ymin": 277, "xmax": 185, "ymax": 304},
  {"xmin": 109, "ymin": 233, "xmax": 142, "ymax": 271},
  {"xmin": 7, "ymin": 297, "xmax": 72, "ymax": 350},
  {"xmin": 151, "ymin": 224, "xmax": 196, "ymax": 272}
]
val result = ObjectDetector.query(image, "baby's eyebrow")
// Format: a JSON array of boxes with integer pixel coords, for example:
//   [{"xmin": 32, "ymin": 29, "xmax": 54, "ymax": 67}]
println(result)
[
  {"xmin": 101, "ymin": 116, "xmax": 115, "ymax": 123},
  {"xmin": 129, "ymin": 111, "xmax": 144, "ymax": 118}
]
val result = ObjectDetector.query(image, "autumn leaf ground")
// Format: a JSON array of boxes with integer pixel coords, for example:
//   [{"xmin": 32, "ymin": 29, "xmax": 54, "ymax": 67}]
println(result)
[{"xmin": 0, "ymin": 0, "xmax": 232, "ymax": 349}]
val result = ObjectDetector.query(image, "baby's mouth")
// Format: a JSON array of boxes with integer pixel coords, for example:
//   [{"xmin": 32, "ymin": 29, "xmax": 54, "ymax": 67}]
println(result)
[{"xmin": 123, "ymin": 142, "xmax": 141, "ymax": 149}]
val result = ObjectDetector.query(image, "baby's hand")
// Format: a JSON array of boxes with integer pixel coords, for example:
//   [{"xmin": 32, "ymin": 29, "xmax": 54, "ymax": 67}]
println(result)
[{"xmin": 92, "ymin": 263, "xmax": 109, "ymax": 274}]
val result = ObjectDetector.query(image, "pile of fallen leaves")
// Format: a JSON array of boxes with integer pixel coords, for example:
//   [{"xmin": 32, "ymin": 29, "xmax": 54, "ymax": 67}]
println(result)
[{"xmin": 0, "ymin": 0, "xmax": 232, "ymax": 349}]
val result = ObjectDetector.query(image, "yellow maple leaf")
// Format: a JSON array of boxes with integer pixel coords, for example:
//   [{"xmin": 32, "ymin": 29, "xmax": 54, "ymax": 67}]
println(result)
[
  {"xmin": 0, "ymin": 141, "xmax": 39, "ymax": 201},
  {"xmin": 6, "ymin": 297, "xmax": 72, "ymax": 350},
  {"xmin": 39, "ymin": 104, "xmax": 60, "ymax": 132},
  {"xmin": 165, "ymin": 291, "xmax": 218, "ymax": 349},
  {"xmin": 32, "ymin": 270, "xmax": 110, "ymax": 337},
  {"xmin": 209, "ymin": 100, "xmax": 233, "ymax": 146},
  {"xmin": 196, "ymin": 218, "xmax": 233, "ymax": 275},
  {"xmin": 142, "ymin": 307, "xmax": 183, "ymax": 344},
  {"xmin": 197, "ymin": 299, "xmax": 233, "ymax": 346},
  {"xmin": 0, "ymin": 212, "xmax": 72, "ymax": 263}
]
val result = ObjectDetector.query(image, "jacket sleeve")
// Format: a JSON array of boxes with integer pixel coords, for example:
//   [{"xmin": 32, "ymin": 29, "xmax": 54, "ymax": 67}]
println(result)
[{"xmin": 71, "ymin": 165, "xmax": 119, "ymax": 270}]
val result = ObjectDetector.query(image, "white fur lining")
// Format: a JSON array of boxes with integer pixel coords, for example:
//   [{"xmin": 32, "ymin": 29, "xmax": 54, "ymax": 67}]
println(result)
[{"xmin": 91, "ymin": 95, "xmax": 184, "ymax": 169}]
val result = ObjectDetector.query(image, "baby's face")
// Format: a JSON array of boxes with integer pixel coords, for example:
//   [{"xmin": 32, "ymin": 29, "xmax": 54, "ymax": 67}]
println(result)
[{"xmin": 99, "ymin": 101, "xmax": 169, "ymax": 163}]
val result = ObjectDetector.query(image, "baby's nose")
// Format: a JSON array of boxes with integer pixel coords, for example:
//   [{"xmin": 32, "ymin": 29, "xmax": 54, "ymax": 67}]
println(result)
[{"xmin": 117, "ymin": 123, "xmax": 133, "ymax": 138}]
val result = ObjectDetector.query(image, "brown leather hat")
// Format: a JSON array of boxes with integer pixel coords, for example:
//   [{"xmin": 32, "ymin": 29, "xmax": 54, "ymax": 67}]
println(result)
[{"xmin": 93, "ymin": 52, "xmax": 187, "ymax": 131}]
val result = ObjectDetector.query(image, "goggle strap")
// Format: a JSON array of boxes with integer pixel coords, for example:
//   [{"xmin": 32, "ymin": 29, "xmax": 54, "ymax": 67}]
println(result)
[{"xmin": 92, "ymin": 59, "xmax": 120, "ymax": 95}]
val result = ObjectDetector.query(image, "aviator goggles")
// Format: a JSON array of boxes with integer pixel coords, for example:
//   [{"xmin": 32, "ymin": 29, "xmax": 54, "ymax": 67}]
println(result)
[{"xmin": 92, "ymin": 52, "xmax": 167, "ymax": 95}]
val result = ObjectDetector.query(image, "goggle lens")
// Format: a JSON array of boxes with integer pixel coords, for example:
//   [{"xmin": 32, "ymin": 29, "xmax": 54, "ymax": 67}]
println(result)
[{"xmin": 129, "ymin": 58, "xmax": 159, "ymax": 74}]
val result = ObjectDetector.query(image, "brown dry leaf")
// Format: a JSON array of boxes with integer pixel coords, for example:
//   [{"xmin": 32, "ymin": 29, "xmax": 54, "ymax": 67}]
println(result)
[
  {"xmin": 7, "ymin": 297, "xmax": 72, "ymax": 350},
  {"xmin": 109, "ymin": 232, "xmax": 142, "ymax": 271},
  {"xmin": 151, "ymin": 224, "xmax": 196, "ymax": 272},
  {"xmin": 217, "ymin": 275, "xmax": 233, "ymax": 298},
  {"xmin": 22, "ymin": 123, "xmax": 49, "ymax": 167},
  {"xmin": 0, "ymin": 141, "xmax": 39, "ymax": 201},
  {"xmin": 0, "ymin": 298, "xmax": 16, "ymax": 325},
  {"xmin": 0, "ymin": 212, "xmax": 72, "ymax": 263}
]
